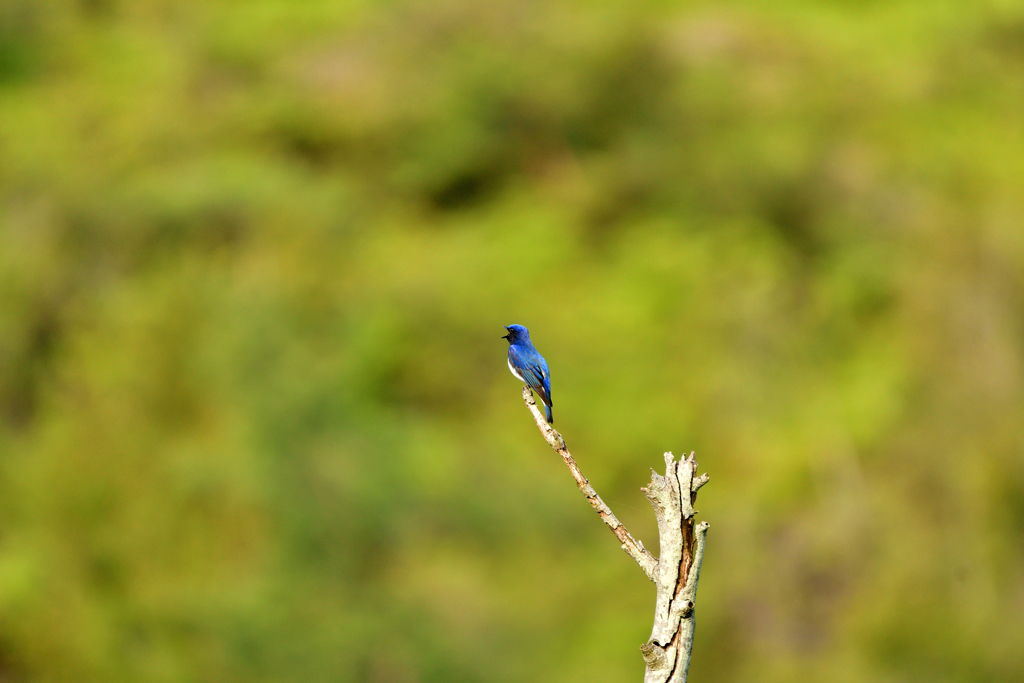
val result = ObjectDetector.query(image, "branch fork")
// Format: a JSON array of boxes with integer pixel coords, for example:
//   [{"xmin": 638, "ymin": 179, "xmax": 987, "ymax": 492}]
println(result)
[{"xmin": 520, "ymin": 387, "xmax": 709, "ymax": 682}]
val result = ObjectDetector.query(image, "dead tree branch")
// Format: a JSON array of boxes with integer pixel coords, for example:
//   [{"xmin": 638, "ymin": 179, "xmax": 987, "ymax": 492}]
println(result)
[{"xmin": 521, "ymin": 386, "xmax": 709, "ymax": 682}]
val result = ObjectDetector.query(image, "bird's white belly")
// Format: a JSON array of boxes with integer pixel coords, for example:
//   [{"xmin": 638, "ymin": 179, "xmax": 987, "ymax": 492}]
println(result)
[{"xmin": 507, "ymin": 358, "xmax": 524, "ymax": 381}]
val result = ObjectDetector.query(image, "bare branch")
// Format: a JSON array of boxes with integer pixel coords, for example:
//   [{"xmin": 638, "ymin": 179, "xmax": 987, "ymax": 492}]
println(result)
[
  {"xmin": 519, "ymin": 387, "xmax": 710, "ymax": 682},
  {"xmin": 640, "ymin": 452, "xmax": 709, "ymax": 683},
  {"xmin": 521, "ymin": 386, "xmax": 658, "ymax": 582}
]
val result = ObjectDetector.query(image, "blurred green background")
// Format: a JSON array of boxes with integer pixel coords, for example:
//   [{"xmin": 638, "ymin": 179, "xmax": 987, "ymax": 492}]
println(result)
[{"xmin": 2, "ymin": 1, "xmax": 1024, "ymax": 681}]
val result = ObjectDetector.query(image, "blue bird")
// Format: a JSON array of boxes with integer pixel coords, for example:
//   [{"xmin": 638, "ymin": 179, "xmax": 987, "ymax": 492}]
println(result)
[{"xmin": 502, "ymin": 324, "xmax": 553, "ymax": 423}]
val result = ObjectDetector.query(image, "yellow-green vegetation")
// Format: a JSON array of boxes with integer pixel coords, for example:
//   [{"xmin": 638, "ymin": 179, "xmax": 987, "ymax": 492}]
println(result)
[{"xmin": 3, "ymin": 1, "xmax": 1024, "ymax": 681}]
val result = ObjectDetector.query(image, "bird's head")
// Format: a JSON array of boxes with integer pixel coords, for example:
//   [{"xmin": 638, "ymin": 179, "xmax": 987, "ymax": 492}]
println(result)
[{"xmin": 502, "ymin": 324, "xmax": 530, "ymax": 344}]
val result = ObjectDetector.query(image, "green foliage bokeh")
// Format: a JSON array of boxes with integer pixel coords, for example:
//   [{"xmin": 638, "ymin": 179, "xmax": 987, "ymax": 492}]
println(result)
[{"xmin": 2, "ymin": 1, "xmax": 1024, "ymax": 681}]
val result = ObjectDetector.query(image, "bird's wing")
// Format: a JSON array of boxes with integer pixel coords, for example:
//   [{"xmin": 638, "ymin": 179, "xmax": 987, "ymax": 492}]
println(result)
[{"xmin": 510, "ymin": 346, "xmax": 552, "ymax": 407}]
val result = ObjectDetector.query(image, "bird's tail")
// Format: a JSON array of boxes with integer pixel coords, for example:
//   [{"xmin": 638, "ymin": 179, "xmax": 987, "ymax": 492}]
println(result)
[{"xmin": 545, "ymin": 404, "xmax": 553, "ymax": 424}]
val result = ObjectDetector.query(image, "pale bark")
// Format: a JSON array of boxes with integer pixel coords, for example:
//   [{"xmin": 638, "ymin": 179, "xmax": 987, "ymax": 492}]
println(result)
[{"xmin": 521, "ymin": 387, "xmax": 709, "ymax": 683}]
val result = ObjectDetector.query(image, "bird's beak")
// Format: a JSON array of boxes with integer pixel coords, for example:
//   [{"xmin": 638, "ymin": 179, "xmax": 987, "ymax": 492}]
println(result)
[{"xmin": 501, "ymin": 327, "xmax": 511, "ymax": 340}]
